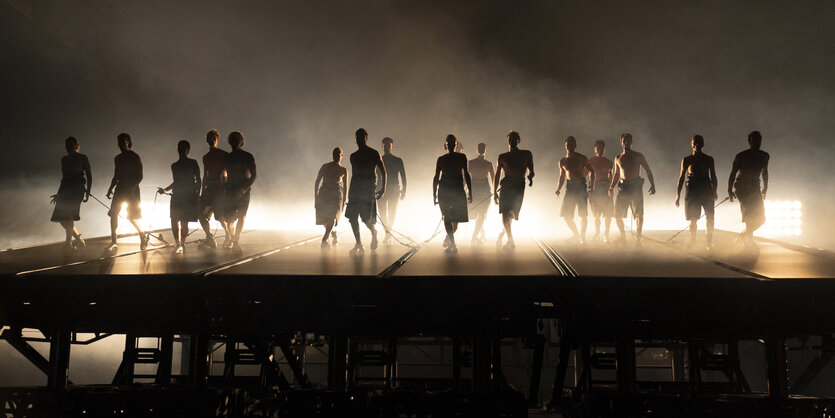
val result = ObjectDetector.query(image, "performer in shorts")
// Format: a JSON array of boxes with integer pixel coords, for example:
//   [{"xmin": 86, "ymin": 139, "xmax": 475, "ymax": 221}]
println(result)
[
  {"xmin": 198, "ymin": 129, "xmax": 230, "ymax": 248},
  {"xmin": 159, "ymin": 140, "xmax": 201, "ymax": 254},
  {"xmin": 376, "ymin": 137, "xmax": 406, "ymax": 244},
  {"xmin": 50, "ymin": 137, "xmax": 92, "ymax": 249},
  {"xmin": 345, "ymin": 128, "xmax": 386, "ymax": 254},
  {"xmin": 675, "ymin": 135, "xmax": 718, "ymax": 247},
  {"xmin": 494, "ymin": 130, "xmax": 534, "ymax": 250},
  {"xmin": 728, "ymin": 130, "xmax": 769, "ymax": 246},
  {"xmin": 555, "ymin": 136, "xmax": 595, "ymax": 244},
  {"xmin": 468, "ymin": 142, "xmax": 494, "ymax": 244},
  {"xmin": 223, "ymin": 131, "xmax": 256, "ymax": 250},
  {"xmin": 608, "ymin": 132, "xmax": 656, "ymax": 242},
  {"xmin": 433, "ymin": 134, "xmax": 473, "ymax": 254},
  {"xmin": 106, "ymin": 133, "xmax": 147, "ymax": 251},
  {"xmin": 315, "ymin": 147, "xmax": 348, "ymax": 248},
  {"xmin": 588, "ymin": 140, "xmax": 614, "ymax": 242}
]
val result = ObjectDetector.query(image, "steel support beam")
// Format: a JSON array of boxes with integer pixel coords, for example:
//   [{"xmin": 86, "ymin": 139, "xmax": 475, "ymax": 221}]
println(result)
[
  {"xmin": 528, "ymin": 335, "xmax": 545, "ymax": 407},
  {"xmin": 187, "ymin": 332, "xmax": 209, "ymax": 390},
  {"xmin": 548, "ymin": 336, "xmax": 572, "ymax": 408},
  {"xmin": 615, "ymin": 337, "xmax": 637, "ymax": 398},
  {"xmin": 327, "ymin": 335, "xmax": 348, "ymax": 391},
  {"xmin": 46, "ymin": 329, "xmax": 71, "ymax": 389},
  {"xmin": 765, "ymin": 337, "xmax": 788, "ymax": 399},
  {"xmin": 278, "ymin": 341, "xmax": 310, "ymax": 388},
  {"xmin": 155, "ymin": 335, "xmax": 174, "ymax": 385},
  {"xmin": 789, "ymin": 335, "xmax": 834, "ymax": 394}
]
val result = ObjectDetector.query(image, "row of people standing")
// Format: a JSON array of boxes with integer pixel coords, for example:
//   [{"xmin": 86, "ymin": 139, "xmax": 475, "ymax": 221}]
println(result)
[
  {"xmin": 555, "ymin": 131, "xmax": 769, "ymax": 248},
  {"xmin": 50, "ymin": 130, "xmax": 256, "ymax": 253}
]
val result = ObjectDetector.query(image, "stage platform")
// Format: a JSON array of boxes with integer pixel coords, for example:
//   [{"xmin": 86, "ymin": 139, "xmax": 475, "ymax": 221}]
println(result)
[{"xmin": 2, "ymin": 228, "xmax": 835, "ymax": 338}]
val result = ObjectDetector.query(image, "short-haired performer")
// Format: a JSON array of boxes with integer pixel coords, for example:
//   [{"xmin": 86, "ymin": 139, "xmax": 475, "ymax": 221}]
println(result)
[
  {"xmin": 223, "ymin": 131, "xmax": 256, "ymax": 249},
  {"xmin": 198, "ymin": 129, "xmax": 230, "ymax": 248},
  {"xmin": 555, "ymin": 136, "xmax": 595, "ymax": 244},
  {"xmin": 588, "ymin": 140, "xmax": 614, "ymax": 242},
  {"xmin": 315, "ymin": 147, "xmax": 348, "ymax": 248},
  {"xmin": 608, "ymin": 133, "xmax": 656, "ymax": 242},
  {"xmin": 159, "ymin": 140, "xmax": 201, "ymax": 254},
  {"xmin": 728, "ymin": 131, "xmax": 769, "ymax": 246},
  {"xmin": 494, "ymin": 130, "xmax": 534, "ymax": 250},
  {"xmin": 50, "ymin": 137, "xmax": 92, "ymax": 249},
  {"xmin": 106, "ymin": 133, "xmax": 147, "ymax": 251},
  {"xmin": 675, "ymin": 135, "xmax": 718, "ymax": 248}
]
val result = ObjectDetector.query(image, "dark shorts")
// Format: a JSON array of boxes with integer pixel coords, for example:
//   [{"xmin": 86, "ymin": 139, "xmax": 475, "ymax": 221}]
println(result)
[
  {"xmin": 345, "ymin": 177, "xmax": 377, "ymax": 224},
  {"xmin": 171, "ymin": 190, "xmax": 199, "ymax": 223},
  {"xmin": 316, "ymin": 183, "xmax": 344, "ymax": 225},
  {"xmin": 109, "ymin": 185, "xmax": 142, "ymax": 220},
  {"xmin": 589, "ymin": 181, "xmax": 613, "ymax": 218},
  {"xmin": 438, "ymin": 178, "xmax": 468, "ymax": 223},
  {"xmin": 685, "ymin": 176, "xmax": 715, "ymax": 221},
  {"xmin": 200, "ymin": 181, "xmax": 224, "ymax": 219},
  {"xmin": 224, "ymin": 182, "xmax": 251, "ymax": 221},
  {"xmin": 468, "ymin": 179, "xmax": 491, "ymax": 217},
  {"xmin": 614, "ymin": 178, "xmax": 644, "ymax": 219},
  {"xmin": 499, "ymin": 176, "xmax": 525, "ymax": 220},
  {"xmin": 560, "ymin": 179, "xmax": 588, "ymax": 218},
  {"xmin": 51, "ymin": 175, "xmax": 85, "ymax": 222},
  {"xmin": 735, "ymin": 179, "xmax": 765, "ymax": 224}
]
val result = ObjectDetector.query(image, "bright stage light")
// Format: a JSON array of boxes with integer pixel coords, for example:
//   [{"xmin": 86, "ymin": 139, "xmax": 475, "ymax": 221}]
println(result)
[{"xmin": 762, "ymin": 200, "xmax": 803, "ymax": 238}]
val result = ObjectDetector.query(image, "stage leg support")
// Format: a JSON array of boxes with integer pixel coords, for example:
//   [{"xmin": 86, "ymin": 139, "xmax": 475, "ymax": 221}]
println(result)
[
  {"xmin": 328, "ymin": 334, "xmax": 348, "ymax": 391},
  {"xmin": 47, "ymin": 329, "xmax": 71, "ymax": 390},
  {"xmin": 765, "ymin": 337, "xmax": 788, "ymax": 399},
  {"xmin": 528, "ymin": 335, "xmax": 545, "ymax": 407}
]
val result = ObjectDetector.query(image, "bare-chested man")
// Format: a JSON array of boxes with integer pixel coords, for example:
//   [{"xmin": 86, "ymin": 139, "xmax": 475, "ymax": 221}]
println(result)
[
  {"xmin": 199, "ymin": 129, "xmax": 230, "ymax": 248},
  {"xmin": 223, "ymin": 131, "xmax": 256, "ymax": 250},
  {"xmin": 588, "ymin": 140, "xmax": 614, "ymax": 241},
  {"xmin": 377, "ymin": 137, "xmax": 406, "ymax": 244},
  {"xmin": 494, "ymin": 130, "xmax": 534, "ymax": 250},
  {"xmin": 315, "ymin": 147, "xmax": 348, "ymax": 248},
  {"xmin": 106, "ymin": 133, "xmax": 147, "ymax": 251},
  {"xmin": 608, "ymin": 132, "xmax": 656, "ymax": 242},
  {"xmin": 555, "ymin": 136, "xmax": 595, "ymax": 243},
  {"xmin": 468, "ymin": 142, "xmax": 494, "ymax": 244},
  {"xmin": 728, "ymin": 130, "xmax": 769, "ymax": 246},
  {"xmin": 433, "ymin": 134, "xmax": 473, "ymax": 254},
  {"xmin": 345, "ymin": 128, "xmax": 386, "ymax": 254},
  {"xmin": 675, "ymin": 135, "xmax": 718, "ymax": 247},
  {"xmin": 51, "ymin": 137, "xmax": 92, "ymax": 249}
]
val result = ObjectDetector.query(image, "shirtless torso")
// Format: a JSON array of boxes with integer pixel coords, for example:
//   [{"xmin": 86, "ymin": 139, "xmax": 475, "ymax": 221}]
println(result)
[
  {"xmin": 559, "ymin": 152, "xmax": 592, "ymax": 182},
  {"xmin": 589, "ymin": 156, "xmax": 613, "ymax": 186},
  {"xmin": 226, "ymin": 149, "xmax": 256, "ymax": 189},
  {"xmin": 610, "ymin": 150, "xmax": 656, "ymax": 194},
  {"xmin": 731, "ymin": 149, "xmax": 769, "ymax": 186},
  {"xmin": 319, "ymin": 161, "xmax": 347, "ymax": 186},
  {"xmin": 203, "ymin": 147, "xmax": 229, "ymax": 186},
  {"xmin": 469, "ymin": 157, "xmax": 494, "ymax": 182}
]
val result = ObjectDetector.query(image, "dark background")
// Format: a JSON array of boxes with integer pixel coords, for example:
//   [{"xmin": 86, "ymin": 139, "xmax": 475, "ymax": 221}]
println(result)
[{"xmin": 1, "ymin": 0, "xmax": 833, "ymax": 247}]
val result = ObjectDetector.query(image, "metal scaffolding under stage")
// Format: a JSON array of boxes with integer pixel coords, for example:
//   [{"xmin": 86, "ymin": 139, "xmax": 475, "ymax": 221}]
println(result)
[{"xmin": 2, "ymin": 229, "xmax": 835, "ymax": 416}]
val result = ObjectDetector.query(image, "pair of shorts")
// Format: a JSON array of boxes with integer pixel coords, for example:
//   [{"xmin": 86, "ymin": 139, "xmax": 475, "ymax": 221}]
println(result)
[
  {"xmin": 200, "ymin": 181, "xmax": 224, "ymax": 219},
  {"xmin": 51, "ymin": 175, "xmax": 85, "ymax": 222},
  {"xmin": 171, "ymin": 192, "xmax": 199, "ymax": 222},
  {"xmin": 589, "ymin": 181, "xmax": 613, "ymax": 218},
  {"xmin": 734, "ymin": 180, "xmax": 765, "ymax": 224},
  {"xmin": 438, "ymin": 178, "xmax": 468, "ymax": 223},
  {"xmin": 316, "ymin": 183, "xmax": 344, "ymax": 225},
  {"xmin": 224, "ymin": 183, "xmax": 251, "ymax": 221},
  {"xmin": 685, "ymin": 177, "xmax": 715, "ymax": 220},
  {"xmin": 560, "ymin": 180, "xmax": 588, "ymax": 218},
  {"xmin": 614, "ymin": 178, "xmax": 644, "ymax": 219},
  {"xmin": 468, "ymin": 179, "xmax": 491, "ymax": 217},
  {"xmin": 498, "ymin": 176, "xmax": 525, "ymax": 220},
  {"xmin": 345, "ymin": 177, "xmax": 377, "ymax": 224},
  {"xmin": 109, "ymin": 185, "xmax": 141, "ymax": 220}
]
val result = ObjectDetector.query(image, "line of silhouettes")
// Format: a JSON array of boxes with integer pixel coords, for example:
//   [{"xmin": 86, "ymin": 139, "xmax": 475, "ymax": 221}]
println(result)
[{"xmin": 50, "ymin": 128, "xmax": 768, "ymax": 255}]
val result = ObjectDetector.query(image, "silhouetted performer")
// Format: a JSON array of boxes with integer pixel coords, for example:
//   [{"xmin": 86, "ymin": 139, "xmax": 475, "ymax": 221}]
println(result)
[
  {"xmin": 494, "ymin": 130, "xmax": 534, "ymax": 250},
  {"xmin": 376, "ymin": 137, "xmax": 406, "ymax": 244},
  {"xmin": 51, "ymin": 137, "xmax": 92, "ymax": 249},
  {"xmin": 675, "ymin": 135, "xmax": 718, "ymax": 247},
  {"xmin": 728, "ymin": 130, "xmax": 769, "ymax": 246},
  {"xmin": 345, "ymin": 128, "xmax": 386, "ymax": 254},
  {"xmin": 588, "ymin": 140, "xmax": 614, "ymax": 241},
  {"xmin": 224, "ymin": 131, "xmax": 256, "ymax": 249},
  {"xmin": 556, "ymin": 136, "xmax": 595, "ymax": 243},
  {"xmin": 315, "ymin": 147, "xmax": 348, "ymax": 248},
  {"xmin": 106, "ymin": 133, "xmax": 146, "ymax": 251},
  {"xmin": 199, "ymin": 129, "xmax": 230, "ymax": 248},
  {"xmin": 433, "ymin": 134, "xmax": 472, "ymax": 254},
  {"xmin": 159, "ymin": 140, "xmax": 201, "ymax": 254},
  {"xmin": 468, "ymin": 142, "xmax": 494, "ymax": 244},
  {"xmin": 608, "ymin": 132, "xmax": 656, "ymax": 242}
]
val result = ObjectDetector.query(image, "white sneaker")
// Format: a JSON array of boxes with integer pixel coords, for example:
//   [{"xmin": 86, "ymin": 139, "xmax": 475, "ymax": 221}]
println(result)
[
  {"xmin": 175, "ymin": 245, "xmax": 184, "ymax": 254},
  {"xmin": 108, "ymin": 243, "xmax": 118, "ymax": 252}
]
